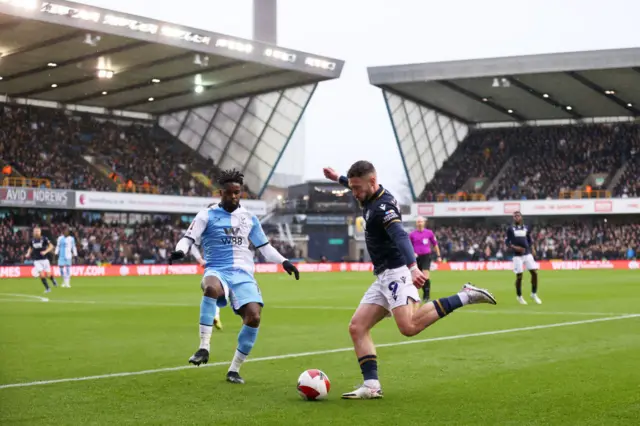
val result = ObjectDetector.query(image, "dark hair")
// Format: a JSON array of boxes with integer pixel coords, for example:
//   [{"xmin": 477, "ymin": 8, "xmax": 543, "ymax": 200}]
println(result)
[
  {"xmin": 347, "ymin": 160, "xmax": 376, "ymax": 179},
  {"xmin": 217, "ymin": 168, "xmax": 244, "ymax": 186}
]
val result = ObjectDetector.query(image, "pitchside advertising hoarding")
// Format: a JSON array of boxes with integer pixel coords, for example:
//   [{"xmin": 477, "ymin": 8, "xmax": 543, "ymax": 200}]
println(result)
[
  {"xmin": 2, "ymin": 260, "xmax": 638, "ymax": 279},
  {"xmin": 412, "ymin": 198, "xmax": 640, "ymax": 217},
  {"xmin": 0, "ymin": 187, "xmax": 74, "ymax": 209},
  {"xmin": 75, "ymin": 191, "xmax": 266, "ymax": 215}
]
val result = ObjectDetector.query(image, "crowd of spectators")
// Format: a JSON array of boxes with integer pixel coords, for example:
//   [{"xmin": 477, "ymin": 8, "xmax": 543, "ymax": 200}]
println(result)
[
  {"xmin": 435, "ymin": 221, "xmax": 639, "ymax": 262},
  {"xmin": 0, "ymin": 212, "xmax": 296, "ymax": 266},
  {"xmin": 614, "ymin": 155, "xmax": 640, "ymax": 198},
  {"xmin": 420, "ymin": 123, "xmax": 640, "ymax": 201},
  {"xmin": 421, "ymin": 130, "xmax": 509, "ymax": 200},
  {"xmin": 0, "ymin": 105, "xmax": 112, "ymax": 191},
  {"xmin": 488, "ymin": 124, "xmax": 640, "ymax": 200},
  {"xmin": 0, "ymin": 104, "xmax": 255, "ymax": 197}
]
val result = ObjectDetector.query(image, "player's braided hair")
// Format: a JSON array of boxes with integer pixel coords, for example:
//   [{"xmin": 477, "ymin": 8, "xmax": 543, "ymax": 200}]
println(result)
[{"xmin": 217, "ymin": 168, "xmax": 244, "ymax": 186}]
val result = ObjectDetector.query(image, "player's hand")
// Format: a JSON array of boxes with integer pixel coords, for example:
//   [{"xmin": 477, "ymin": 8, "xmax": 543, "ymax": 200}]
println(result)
[
  {"xmin": 168, "ymin": 250, "xmax": 185, "ymax": 265},
  {"xmin": 197, "ymin": 258, "xmax": 206, "ymax": 267},
  {"xmin": 513, "ymin": 246, "xmax": 525, "ymax": 254},
  {"xmin": 437, "ymin": 257, "xmax": 442, "ymax": 262},
  {"xmin": 25, "ymin": 253, "xmax": 30, "ymax": 259},
  {"xmin": 411, "ymin": 268, "xmax": 427, "ymax": 289},
  {"xmin": 282, "ymin": 260, "xmax": 299, "ymax": 280},
  {"xmin": 322, "ymin": 167, "xmax": 339, "ymax": 182}
]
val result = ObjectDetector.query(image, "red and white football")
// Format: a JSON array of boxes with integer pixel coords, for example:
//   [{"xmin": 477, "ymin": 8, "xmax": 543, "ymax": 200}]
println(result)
[{"xmin": 297, "ymin": 369, "xmax": 331, "ymax": 400}]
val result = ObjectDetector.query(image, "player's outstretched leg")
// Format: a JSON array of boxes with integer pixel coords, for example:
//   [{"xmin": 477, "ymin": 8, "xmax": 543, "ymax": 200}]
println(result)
[
  {"xmin": 394, "ymin": 283, "xmax": 497, "ymax": 338},
  {"xmin": 342, "ymin": 304, "xmax": 387, "ymax": 399},
  {"xmin": 515, "ymin": 273, "xmax": 526, "ymax": 304},
  {"xmin": 530, "ymin": 270, "xmax": 541, "ymax": 304},
  {"xmin": 189, "ymin": 276, "xmax": 225, "ymax": 366},
  {"xmin": 226, "ymin": 303, "xmax": 261, "ymax": 384},
  {"xmin": 49, "ymin": 273, "xmax": 58, "ymax": 288}
]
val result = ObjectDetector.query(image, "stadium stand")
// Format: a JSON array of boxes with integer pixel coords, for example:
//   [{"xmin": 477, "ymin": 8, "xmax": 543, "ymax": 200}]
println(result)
[
  {"xmin": 1, "ymin": 211, "xmax": 297, "ymax": 266},
  {"xmin": 614, "ymin": 154, "xmax": 640, "ymax": 198},
  {"xmin": 369, "ymin": 49, "xmax": 640, "ymax": 202},
  {"xmin": 2, "ymin": 210, "xmax": 636, "ymax": 265},
  {"xmin": 423, "ymin": 221, "xmax": 638, "ymax": 262},
  {"xmin": 421, "ymin": 123, "xmax": 640, "ymax": 201},
  {"xmin": 0, "ymin": 104, "xmax": 229, "ymax": 196}
]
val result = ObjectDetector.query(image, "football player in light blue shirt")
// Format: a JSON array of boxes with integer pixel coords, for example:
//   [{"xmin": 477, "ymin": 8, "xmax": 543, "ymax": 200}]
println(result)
[
  {"xmin": 170, "ymin": 169, "xmax": 299, "ymax": 384},
  {"xmin": 55, "ymin": 227, "xmax": 77, "ymax": 288}
]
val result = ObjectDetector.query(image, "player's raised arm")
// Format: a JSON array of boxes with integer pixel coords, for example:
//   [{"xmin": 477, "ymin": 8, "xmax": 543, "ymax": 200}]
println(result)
[
  {"xmin": 170, "ymin": 210, "xmax": 208, "ymax": 263},
  {"xmin": 249, "ymin": 215, "xmax": 299, "ymax": 280},
  {"xmin": 323, "ymin": 167, "xmax": 351, "ymax": 190}
]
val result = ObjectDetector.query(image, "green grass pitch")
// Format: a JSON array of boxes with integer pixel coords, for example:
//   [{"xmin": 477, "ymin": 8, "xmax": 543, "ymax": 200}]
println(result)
[{"xmin": 1, "ymin": 270, "xmax": 639, "ymax": 425}]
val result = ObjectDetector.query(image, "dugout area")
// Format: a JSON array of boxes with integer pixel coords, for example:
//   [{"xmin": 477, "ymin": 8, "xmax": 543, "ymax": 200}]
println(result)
[
  {"xmin": 0, "ymin": 0, "xmax": 343, "ymax": 196},
  {"xmin": 367, "ymin": 48, "xmax": 640, "ymax": 200}
]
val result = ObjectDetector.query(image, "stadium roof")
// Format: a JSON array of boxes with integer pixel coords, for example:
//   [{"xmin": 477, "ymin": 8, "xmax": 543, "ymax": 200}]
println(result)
[
  {"xmin": 368, "ymin": 48, "xmax": 640, "ymax": 124},
  {"xmin": 0, "ymin": 0, "xmax": 344, "ymax": 116}
]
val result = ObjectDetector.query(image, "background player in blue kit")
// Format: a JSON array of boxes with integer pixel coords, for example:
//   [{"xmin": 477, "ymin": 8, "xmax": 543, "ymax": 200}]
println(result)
[
  {"xmin": 506, "ymin": 211, "xmax": 542, "ymax": 305},
  {"xmin": 324, "ymin": 161, "xmax": 498, "ymax": 399},
  {"xmin": 55, "ymin": 227, "xmax": 77, "ymax": 288},
  {"xmin": 25, "ymin": 227, "xmax": 58, "ymax": 292},
  {"xmin": 170, "ymin": 169, "xmax": 299, "ymax": 384}
]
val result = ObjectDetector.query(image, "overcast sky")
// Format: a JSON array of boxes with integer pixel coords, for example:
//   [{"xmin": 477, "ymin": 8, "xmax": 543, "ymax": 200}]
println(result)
[{"xmin": 83, "ymin": 0, "xmax": 640, "ymax": 198}]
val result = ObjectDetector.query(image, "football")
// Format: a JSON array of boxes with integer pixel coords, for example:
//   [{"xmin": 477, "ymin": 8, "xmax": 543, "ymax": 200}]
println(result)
[{"xmin": 297, "ymin": 369, "xmax": 331, "ymax": 400}]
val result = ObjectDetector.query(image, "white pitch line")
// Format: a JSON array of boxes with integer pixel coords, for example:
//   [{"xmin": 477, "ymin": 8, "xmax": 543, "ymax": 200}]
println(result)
[
  {"xmin": 0, "ymin": 296, "xmax": 635, "ymax": 317},
  {"xmin": 0, "ymin": 314, "xmax": 638, "ymax": 390},
  {"xmin": 0, "ymin": 293, "xmax": 49, "ymax": 302}
]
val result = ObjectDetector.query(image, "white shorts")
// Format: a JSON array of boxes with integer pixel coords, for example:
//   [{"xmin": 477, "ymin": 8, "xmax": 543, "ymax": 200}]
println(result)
[
  {"xmin": 360, "ymin": 266, "xmax": 420, "ymax": 314},
  {"xmin": 33, "ymin": 259, "xmax": 51, "ymax": 275},
  {"xmin": 513, "ymin": 254, "xmax": 538, "ymax": 274}
]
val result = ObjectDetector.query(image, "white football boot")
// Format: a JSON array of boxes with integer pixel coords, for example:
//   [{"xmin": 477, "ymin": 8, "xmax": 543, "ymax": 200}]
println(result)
[
  {"xmin": 517, "ymin": 296, "xmax": 528, "ymax": 305},
  {"xmin": 342, "ymin": 384, "xmax": 383, "ymax": 399},
  {"xmin": 462, "ymin": 283, "xmax": 497, "ymax": 305},
  {"xmin": 531, "ymin": 293, "xmax": 542, "ymax": 305}
]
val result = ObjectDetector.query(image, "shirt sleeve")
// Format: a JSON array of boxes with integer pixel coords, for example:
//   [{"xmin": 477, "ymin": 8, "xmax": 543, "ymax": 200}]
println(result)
[
  {"xmin": 189, "ymin": 244, "xmax": 203, "ymax": 262},
  {"xmin": 377, "ymin": 203, "xmax": 401, "ymax": 229},
  {"xmin": 72, "ymin": 237, "xmax": 78, "ymax": 256},
  {"xmin": 505, "ymin": 227, "xmax": 514, "ymax": 246},
  {"xmin": 249, "ymin": 215, "xmax": 269, "ymax": 248},
  {"xmin": 526, "ymin": 226, "xmax": 533, "ymax": 246},
  {"xmin": 429, "ymin": 232, "xmax": 438, "ymax": 247},
  {"xmin": 183, "ymin": 210, "xmax": 209, "ymax": 245},
  {"xmin": 338, "ymin": 175, "xmax": 350, "ymax": 189},
  {"xmin": 54, "ymin": 236, "xmax": 60, "ymax": 255}
]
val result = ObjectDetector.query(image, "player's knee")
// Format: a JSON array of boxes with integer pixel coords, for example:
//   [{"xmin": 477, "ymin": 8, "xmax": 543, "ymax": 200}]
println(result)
[
  {"xmin": 397, "ymin": 322, "xmax": 418, "ymax": 337},
  {"xmin": 530, "ymin": 270, "xmax": 538, "ymax": 276},
  {"xmin": 244, "ymin": 310, "xmax": 261, "ymax": 327},
  {"xmin": 348, "ymin": 320, "xmax": 366, "ymax": 339},
  {"xmin": 202, "ymin": 279, "xmax": 224, "ymax": 298}
]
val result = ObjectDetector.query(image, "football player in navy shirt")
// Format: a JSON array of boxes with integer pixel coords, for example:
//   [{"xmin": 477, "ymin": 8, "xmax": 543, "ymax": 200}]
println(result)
[
  {"xmin": 505, "ymin": 211, "xmax": 541, "ymax": 304},
  {"xmin": 25, "ymin": 227, "xmax": 58, "ymax": 292},
  {"xmin": 324, "ymin": 161, "xmax": 497, "ymax": 399}
]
